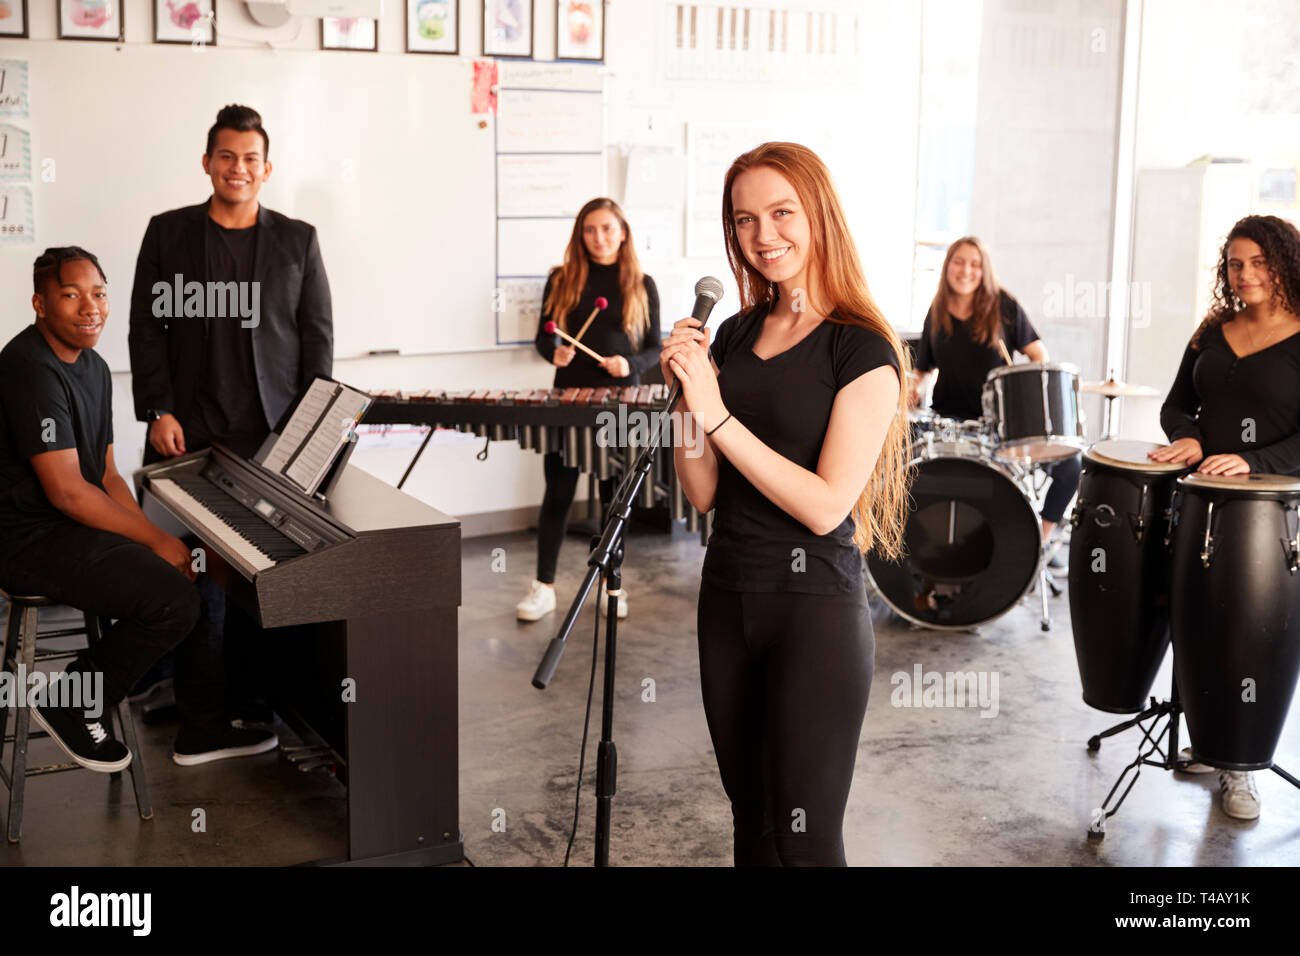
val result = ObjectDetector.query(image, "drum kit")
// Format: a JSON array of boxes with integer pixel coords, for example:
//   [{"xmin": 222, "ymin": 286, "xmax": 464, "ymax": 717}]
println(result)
[
  {"xmin": 866, "ymin": 361, "xmax": 1086, "ymax": 632},
  {"xmin": 1068, "ymin": 439, "xmax": 1300, "ymax": 836}
]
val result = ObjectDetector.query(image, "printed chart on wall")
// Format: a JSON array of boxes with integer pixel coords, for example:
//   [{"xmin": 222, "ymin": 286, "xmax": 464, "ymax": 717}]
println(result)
[
  {"xmin": 495, "ymin": 61, "xmax": 604, "ymax": 345},
  {"xmin": 0, "ymin": 59, "xmax": 33, "ymax": 247}
]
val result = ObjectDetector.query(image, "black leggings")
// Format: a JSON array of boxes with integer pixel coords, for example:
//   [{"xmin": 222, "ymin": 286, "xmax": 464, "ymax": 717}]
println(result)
[
  {"xmin": 537, "ymin": 451, "xmax": 615, "ymax": 584},
  {"xmin": 696, "ymin": 579, "xmax": 874, "ymax": 866},
  {"xmin": 1041, "ymin": 453, "xmax": 1082, "ymax": 524}
]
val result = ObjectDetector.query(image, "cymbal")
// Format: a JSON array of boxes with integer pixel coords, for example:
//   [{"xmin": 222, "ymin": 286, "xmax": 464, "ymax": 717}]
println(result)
[{"xmin": 1081, "ymin": 378, "xmax": 1161, "ymax": 398}]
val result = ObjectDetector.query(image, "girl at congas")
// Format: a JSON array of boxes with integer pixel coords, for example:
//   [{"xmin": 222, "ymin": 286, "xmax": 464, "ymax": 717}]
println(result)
[{"xmin": 1150, "ymin": 213, "xmax": 1300, "ymax": 819}]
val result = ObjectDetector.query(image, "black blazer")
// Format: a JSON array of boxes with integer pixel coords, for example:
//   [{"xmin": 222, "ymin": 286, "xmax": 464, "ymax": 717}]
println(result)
[{"xmin": 128, "ymin": 199, "xmax": 334, "ymax": 440}]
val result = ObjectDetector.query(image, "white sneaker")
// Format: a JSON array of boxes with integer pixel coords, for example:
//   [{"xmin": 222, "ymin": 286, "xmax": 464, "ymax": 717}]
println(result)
[
  {"xmin": 516, "ymin": 580, "xmax": 556, "ymax": 622},
  {"xmin": 1218, "ymin": 771, "xmax": 1261, "ymax": 820},
  {"xmin": 607, "ymin": 588, "xmax": 628, "ymax": 620}
]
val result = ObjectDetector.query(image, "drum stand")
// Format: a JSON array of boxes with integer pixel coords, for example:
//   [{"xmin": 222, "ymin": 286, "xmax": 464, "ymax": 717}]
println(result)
[
  {"xmin": 1085, "ymin": 674, "xmax": 1300, "ymax": 838},
  {"xmin": 1019, "ymin": 463, "xmax": 1067, "ymax": 632}
]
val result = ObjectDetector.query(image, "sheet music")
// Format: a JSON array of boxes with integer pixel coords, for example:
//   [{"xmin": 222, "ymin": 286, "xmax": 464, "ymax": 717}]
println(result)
[
  {"xmin": 261, "ymin": 379, "xmax": 338, "ymax": 475},
  {"xmin": 284, "ymin": 388, "xmax": 370, "ymax": 495}
]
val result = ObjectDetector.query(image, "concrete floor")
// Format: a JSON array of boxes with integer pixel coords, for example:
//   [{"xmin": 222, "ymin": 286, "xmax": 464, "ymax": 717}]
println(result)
[{"xmin": 3, "ymin": 523, "xmax": 1298, "ymax": 866}]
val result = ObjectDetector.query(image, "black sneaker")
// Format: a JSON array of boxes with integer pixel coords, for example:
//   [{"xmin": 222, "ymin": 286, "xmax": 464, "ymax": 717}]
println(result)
[
  {"xmin": 172, "ymin": 725, "xmax": 278, "ymax": 766},
  {"xmin": 30, "ymin": 703, "xmax": 131, "ymax": 773}
]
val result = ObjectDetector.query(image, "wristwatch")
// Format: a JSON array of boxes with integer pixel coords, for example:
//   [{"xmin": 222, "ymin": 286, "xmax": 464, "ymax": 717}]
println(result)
[{"xmin": 147, "ymin": 409, "xmax": 170, "ymax": 423}]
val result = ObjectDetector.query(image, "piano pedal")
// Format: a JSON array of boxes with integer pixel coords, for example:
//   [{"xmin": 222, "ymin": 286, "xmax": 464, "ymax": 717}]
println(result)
[
  {"xmin": 295, "ymin": 757, "xmax": 338, "ymax": 774},
  {"xmin": 283, "ymin": 745, "xmax": 334, "ymax": 763}
]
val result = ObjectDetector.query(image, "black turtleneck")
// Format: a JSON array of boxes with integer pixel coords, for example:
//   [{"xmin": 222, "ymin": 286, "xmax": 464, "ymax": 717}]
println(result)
[{"xmin": 533, "ymin": 261, "xmax": 661, "ymax": 388}]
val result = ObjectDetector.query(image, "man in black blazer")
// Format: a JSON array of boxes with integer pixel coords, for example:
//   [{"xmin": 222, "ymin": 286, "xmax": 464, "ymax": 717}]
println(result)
[
  {"xmin": 127, "ymin": 104, "xmax": 333, "ymax": 766},
  {"xmin": 130, "ymin": 104, "xmax": 333, "ymax": 463}
]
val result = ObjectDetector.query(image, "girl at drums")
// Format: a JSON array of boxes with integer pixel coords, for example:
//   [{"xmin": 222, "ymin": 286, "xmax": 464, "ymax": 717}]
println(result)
[
  {"xmin": 908, "ymin": 236, "xmax": 1079, "ymax": 545},
  {"xmin": 517, "ymin": 198, "xmax": 661, "ymax": 622},
  {"xmin": 661, "ymin": 142, "xmax": 911, "ymax": 865},
  {"xmin": 1150, "ymin": 213, "xmax": 1300, "ymax": 820}
]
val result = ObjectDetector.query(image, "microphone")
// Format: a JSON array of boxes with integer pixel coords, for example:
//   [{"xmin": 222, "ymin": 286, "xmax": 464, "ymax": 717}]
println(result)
[
  {"xmin": 666, "ymin": 276, "xmax": 724, "ymax": 407},
  {"xmin": 690, "ymin": 275, "xmax": 725, "ymax": 328}
]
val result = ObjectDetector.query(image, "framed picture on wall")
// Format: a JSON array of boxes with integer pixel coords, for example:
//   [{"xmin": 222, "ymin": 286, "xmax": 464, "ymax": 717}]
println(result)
[
  {"xmin": 0, "ymin": 0, "xmax": 29, "ymax": 38},
  {"xmin": 406, "ymin": 0, "xmax": 457, "ymax": 54},
  {"xmin": 483, "ymin": 0, "xmax": 532, "ymax": 58},
  {"xmin": 322, "ymin": 16, "xmax": 378, "ymax": 51},
  {"xmin": 555, "ymin": 0, "xmax": 601, "ymax": 61},
  {"xmin": 154, "ymin": 0, "xmax": 214, "ymax": 45},
  {"xmin": 58, "ymin": 0, "xmax": 124, "ymax": 41}
]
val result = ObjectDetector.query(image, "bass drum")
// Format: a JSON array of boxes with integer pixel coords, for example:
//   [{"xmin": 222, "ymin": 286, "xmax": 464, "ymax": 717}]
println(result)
[{"xmin": 867, "ymin": 447, "xmax": 1042, "ymax": 630}]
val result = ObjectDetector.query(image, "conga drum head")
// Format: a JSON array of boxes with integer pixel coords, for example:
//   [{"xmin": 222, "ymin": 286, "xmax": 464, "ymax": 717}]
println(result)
[
  {"xmin": 867, "ymin": 451, "xmax": 1041, "ymax": 630},
  {"xmin": 1179, "ymin": 472, "xmax": 1300, "ymax": 496},
  {"xmin": 1084, "ymin": 440, "xmax": 1189, "ymax": 473}
]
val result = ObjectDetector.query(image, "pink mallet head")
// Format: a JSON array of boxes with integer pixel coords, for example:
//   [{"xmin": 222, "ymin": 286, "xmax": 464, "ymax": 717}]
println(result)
[
  {"xmin": 594, "ymin": 296, "xmax": 608, "ymax": 310},
  {"xmin": 544, "ymin": 320, "xmax": 557, "ymax": 333}
]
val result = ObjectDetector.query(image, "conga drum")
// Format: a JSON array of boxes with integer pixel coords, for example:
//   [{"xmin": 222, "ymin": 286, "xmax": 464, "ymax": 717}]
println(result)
[
  {"xmin": 1068, "ymin": 441, "xmax": 1188, "ymax": 713},
  {"xmin": 1170, "ymin": 473, "xmax": 1300, "ymax": 770}
]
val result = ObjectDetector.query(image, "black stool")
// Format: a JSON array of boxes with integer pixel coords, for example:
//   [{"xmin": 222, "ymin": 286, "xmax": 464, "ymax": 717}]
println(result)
[{"xmin": 0, "ymin": 591, "xmax": 152, "ymax": 843}]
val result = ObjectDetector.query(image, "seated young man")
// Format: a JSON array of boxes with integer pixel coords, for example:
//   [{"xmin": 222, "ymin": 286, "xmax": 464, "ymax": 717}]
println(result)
[{"xmin": 0, "ymin": 247, "xmax": 274, "ymax": 771}]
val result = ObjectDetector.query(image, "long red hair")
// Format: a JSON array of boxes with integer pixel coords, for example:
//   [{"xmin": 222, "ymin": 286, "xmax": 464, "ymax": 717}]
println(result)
[{"xmin": 721, "ymin": 142, "xmax": 912, "ymax": 560}]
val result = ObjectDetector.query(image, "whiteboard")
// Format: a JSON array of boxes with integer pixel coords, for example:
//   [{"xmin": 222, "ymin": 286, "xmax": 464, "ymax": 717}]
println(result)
[
  {"xmin": 0, "ymin": 40, "xmax": 499, "ymax": 368},
  {"xmin": 497, "ymin": 89, "xmax": 603, "ymax": 153},
  {"xmin": 497, "ymin": 153, "xmax": 601, "ymax": 217},
  {"xmin": 497, "ymin": 218, "xmax": 573, "ymax": 276}
]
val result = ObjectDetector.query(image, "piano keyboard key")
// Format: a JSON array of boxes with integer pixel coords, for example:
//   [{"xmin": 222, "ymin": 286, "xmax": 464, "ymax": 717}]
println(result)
[{"xmin": 148, "ymin": 477, "xmax": 306, "ymax": 578}]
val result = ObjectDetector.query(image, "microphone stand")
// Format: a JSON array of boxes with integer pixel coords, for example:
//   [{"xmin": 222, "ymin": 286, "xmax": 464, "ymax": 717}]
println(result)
[{"xmin": 532, "ymin": 377, "xmax": 685, "ymax": 867}]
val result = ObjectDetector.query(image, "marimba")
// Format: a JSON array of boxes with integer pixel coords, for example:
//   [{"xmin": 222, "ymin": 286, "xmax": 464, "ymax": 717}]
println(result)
[{"xmin": 366, "ymin": 386, "xmax": 709, "ymax": 536}]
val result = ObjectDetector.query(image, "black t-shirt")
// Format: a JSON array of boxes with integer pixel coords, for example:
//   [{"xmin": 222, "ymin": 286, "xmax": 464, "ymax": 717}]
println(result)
[
  {"xmin": 914, "ymin": 291, "xmax": 1039, "ymax": 420},
  {"xmin": 193, "ymin": 217, "xmax": 267, "ymax": 456},
  {"xmin": 0, "ymin": 325, "xmax": 113, "ymax": 561},
  {"xmin": 534, "ymin": 261, "xmax": 662, "ymax": 388},
  {"xmin": 702, "ymin": 303, "xmax": 901, "ymax": 594},
  {"xmin": 1160, "ymin": 323, "xmax": 1300, "ymax": 476}
]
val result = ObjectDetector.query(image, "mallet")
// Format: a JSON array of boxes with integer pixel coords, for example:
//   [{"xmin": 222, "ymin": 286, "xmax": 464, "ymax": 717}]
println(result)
[
  {"xmin": 573, "ymin": 296, "xmax": 608, "ymax": 343},
  {"xmin": 545, "ymin": 320, "xmax": 606, "ymax": 363}
]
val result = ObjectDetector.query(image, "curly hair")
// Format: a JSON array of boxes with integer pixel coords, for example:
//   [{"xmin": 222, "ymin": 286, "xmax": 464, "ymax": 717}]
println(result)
[{"xmin": 1191, "ymin": 214, "xmax": 1300, "ymax": 349}]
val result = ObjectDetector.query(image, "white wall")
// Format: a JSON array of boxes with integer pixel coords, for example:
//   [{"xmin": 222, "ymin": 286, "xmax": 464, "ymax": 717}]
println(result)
[{"xmin": 969, "ymin": 0, "xmax": 1124, "ymax": 437}]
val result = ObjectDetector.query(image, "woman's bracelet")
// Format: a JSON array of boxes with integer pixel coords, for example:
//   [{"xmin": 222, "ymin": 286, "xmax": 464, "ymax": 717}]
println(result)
[{"xmin": 706, "ymin": 413, "xmax": 732, "ymax": 437}]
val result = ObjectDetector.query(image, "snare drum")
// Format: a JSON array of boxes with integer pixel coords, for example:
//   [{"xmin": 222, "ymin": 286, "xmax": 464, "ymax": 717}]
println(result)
[
  {"xmin": 1170, "ymin": 473, "xmax": 1300, "ymax": 770},
  {"xmin": 1067, "ymin": 441, "xmax": 1189, "ymax": 713},
  {"xmin": 866, "ymin": 443, "xmax": 1041, "ymax": 630},
  {"xmin": 982, "ymin": 362, "xmax": 1086, "ymax": 463}
]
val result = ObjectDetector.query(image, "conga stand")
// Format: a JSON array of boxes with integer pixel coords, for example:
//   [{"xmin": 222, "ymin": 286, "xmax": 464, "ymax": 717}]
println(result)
[
  {"xmin": 1085, "ymin": 674, "xmax": 1300, "ymax": 838},
  {"xmin": 1085, "ymin": 673, "xmax": 1186, "ymax": 838}
]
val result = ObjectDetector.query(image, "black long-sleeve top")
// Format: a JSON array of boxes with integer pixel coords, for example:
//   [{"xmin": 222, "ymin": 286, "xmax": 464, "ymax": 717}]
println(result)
[
  {"xmin": 533, "ymin": 261, "xmax": 661, "ymax": 388},
  {"xmin": 1160, "ymin": 323, "xmax": 1300, "ymax": 476}
]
